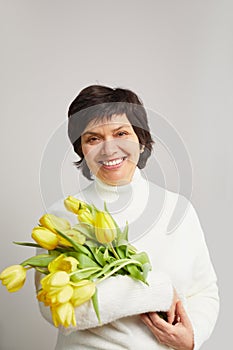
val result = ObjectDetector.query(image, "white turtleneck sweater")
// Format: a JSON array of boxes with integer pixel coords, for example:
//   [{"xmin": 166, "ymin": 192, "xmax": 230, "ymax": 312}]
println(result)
[{"xmin": 36, "ymin": 168, "xmax": 219, "ymax": 350}]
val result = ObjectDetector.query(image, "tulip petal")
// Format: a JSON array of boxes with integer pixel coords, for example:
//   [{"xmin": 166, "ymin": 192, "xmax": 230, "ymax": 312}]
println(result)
[
  {"xmin": 0, "ymin": 265, "xmax": 26, "ymax": 293},
  {"xmin": 39, "ymin": 214, "xmax": 71, "ymax": 234},
  {"xmin": 32, "ymin": 227, "xmax": 58, "ymax": 250},
  {"xmin": 95, "ymin": 211, "xmax": 117, "ymax": 244}
]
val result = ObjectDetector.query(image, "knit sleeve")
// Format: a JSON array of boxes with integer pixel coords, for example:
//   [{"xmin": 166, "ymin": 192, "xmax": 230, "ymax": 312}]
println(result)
[
  {"xmin": 35, "ymin": 268, "xmax": 174, "ymax": 333},
  {"xmin": 184, "ymin": 203, "xmax": 219, "ymax": 350},
  {"xmin": 66, "ymin": 270, "xmax": 173, "ymax": 333}
]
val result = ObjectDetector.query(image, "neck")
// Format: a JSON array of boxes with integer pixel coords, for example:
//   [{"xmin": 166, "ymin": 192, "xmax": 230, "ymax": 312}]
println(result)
[{"xmin": 94, "ymin": 167, "xmax": 142, "ymax": 201}]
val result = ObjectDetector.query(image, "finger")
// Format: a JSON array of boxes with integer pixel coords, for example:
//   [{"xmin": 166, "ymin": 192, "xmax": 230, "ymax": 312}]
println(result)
[
  {"xmin": 167, "ymin": 307, "xmax": 175, "ymax": 324},
  {"xmin": 148, "ymin": 312, "xmax": 172, "ymax": 332},
  {"xmin": 140, "ymin": 314, "xmax": 154, "ymax": 328},
  {"xmin": 140, "ymin": 314, "xmax": 164, "ymax": 337},
  {"xmin": 176, "ymin": 301, "xmax": 191, "ymax": 326}
]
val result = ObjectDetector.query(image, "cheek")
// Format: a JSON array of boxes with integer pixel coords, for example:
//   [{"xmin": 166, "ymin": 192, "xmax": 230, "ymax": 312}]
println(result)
[
  {"xmin": 122, "ymin": 140, "xmax": 140, "ymax": 157},
  {"xmin": 81, "ymin": 144, "xmax": 99, "ymax": 164},
  {"xmin": 81, "ymin": 144, "xmax": 90, "ymax": 158},
  {"xmin": 131, "ymin": 142, "xmax": 141, "ymax": 163},
  {"xmin": 118, "ymin": 137, "xmax": 139, "ymax": 149}
]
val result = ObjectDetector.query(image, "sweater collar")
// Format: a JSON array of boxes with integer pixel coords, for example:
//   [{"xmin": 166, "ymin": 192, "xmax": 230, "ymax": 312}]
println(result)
[{"xmin": 93, "ymin": 167, "xmax": 145, "ymax": 203}]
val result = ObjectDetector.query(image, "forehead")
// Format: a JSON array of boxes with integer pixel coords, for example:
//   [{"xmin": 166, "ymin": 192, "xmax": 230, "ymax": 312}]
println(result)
[{"xmin": 83, "ymin": 113, "xmax": 132, "ymax": 133}]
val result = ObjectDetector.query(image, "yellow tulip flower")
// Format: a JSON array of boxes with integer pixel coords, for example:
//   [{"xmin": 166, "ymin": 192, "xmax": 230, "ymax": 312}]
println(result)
[
  {"xmin": 0, "ymin": 265, "xmax": 26, "ymax": 292},
  {"xmin": 95, "ymin": 210, "xmax": 117, "ymax": 244},
  {"xmin": 46, "ymin": 284, "xmax": 74, "ymax": 305},
  {"xmin": 64, "ymin": 196, "xmax": 82, "ymax": 214},
  {"xmin": 39, "ymin": 214, "xmax": 71, "ymax": 234},
  {"xmin": 41, "ymin": 271, "xmax": 70, "ymax": 289},
  {"xmin": 37, "ymin": 289, "xmax": 50, "ymax": 306},
  {"xmin": 38, "ymin": 285, "xmax": 74, "ymax": 306},
  {"xmin": 78, "ymin": 209, "xmax": 94, "ymax": 226},
  {"xmin": 39, "ymin": 214, "xmax": 75, "ymax": 247},
  {"xmin": 48, "ymin": 254, "xmax": 78, "ymax": 274},
  {"xmin": 39, "ymin": 271, "xmax": 74, "ymax": 306},
  {"xmin": 71, "ymin": 280, "xmax": 96, "ymax": 307},
  {"xmin": 32, "ymin": 226, "xmax": 59, "ymax": 250},
  {"xmin": 51, "ymin": 302, "xmax": 76, "ymax": 328}
]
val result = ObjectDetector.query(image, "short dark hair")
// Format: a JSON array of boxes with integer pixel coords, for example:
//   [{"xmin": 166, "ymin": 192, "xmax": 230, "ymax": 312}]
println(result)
[{"xmin": 67, "ymin": 85, "xmax": 154, "ymax": 180}]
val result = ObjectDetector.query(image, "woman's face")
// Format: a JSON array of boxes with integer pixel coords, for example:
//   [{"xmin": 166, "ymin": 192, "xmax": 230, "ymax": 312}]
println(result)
[{"xmin": 81, "ymin": 114, "xmax": 141, "ymax": 185}]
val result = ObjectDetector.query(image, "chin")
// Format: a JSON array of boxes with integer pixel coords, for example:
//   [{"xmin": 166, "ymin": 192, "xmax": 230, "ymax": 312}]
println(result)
[{"xmin": 100, "ymin": 173, "xmax": 133, "ymax": 186}]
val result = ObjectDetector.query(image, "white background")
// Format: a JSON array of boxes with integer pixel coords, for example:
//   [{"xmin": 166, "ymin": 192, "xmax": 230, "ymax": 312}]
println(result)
[{"xmin": 0, "ymin": 1, "xmax": 232, "ymax": 349}]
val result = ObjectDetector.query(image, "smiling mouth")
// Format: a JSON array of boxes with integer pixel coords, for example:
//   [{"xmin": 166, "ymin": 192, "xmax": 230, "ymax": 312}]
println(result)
[{"xmin": 99, "ymin": 157, "xmax": 127, "ymax": 167}]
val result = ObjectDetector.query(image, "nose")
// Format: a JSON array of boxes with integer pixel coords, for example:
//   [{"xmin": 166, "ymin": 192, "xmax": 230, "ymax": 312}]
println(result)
[{"xmin": 100, "ymin": 139, "xmax": 118, "ymax": 157}]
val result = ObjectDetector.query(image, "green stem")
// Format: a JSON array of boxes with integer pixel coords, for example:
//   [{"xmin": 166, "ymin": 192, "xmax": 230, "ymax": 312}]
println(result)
[
  {"xmin": 109, "ymin": 242, "xmax": 120, "ymax": 259},
  {"xmin": 20, "ymin": 264, "xmax": 34, "ymax": 270},
  {"xmin": 96, "ymin": 259, "xmax": 141, "ymax": 284},
  {"xmin": 35, "ymin": 267, "xmax": 49, "ymax": 274},
  {"xmin": 69, "ymin": 267, "xmax": 101, "ymax": 277}
]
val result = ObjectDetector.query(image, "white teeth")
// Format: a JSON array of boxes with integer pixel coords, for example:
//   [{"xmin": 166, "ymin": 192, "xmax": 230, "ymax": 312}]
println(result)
[{"xmin": 102, "ymin": 158, "xmax": 124, "ymax": 166}]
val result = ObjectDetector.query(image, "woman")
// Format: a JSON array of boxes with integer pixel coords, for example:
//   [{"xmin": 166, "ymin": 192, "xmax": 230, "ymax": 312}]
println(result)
[{"xmin": 36, "ymin": 85, "xmax": 219, "ymax": 350}]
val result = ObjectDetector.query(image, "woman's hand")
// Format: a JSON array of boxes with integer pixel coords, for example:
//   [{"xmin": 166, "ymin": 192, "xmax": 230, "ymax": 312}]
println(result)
[{"xmin": 140, "ymin": 301, "xmax": 194, "ymax": 350}]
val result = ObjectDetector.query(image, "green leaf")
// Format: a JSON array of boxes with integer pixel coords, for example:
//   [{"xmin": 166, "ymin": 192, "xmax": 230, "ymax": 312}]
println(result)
[
  {"xmin": 107, "ymin": 256, "xmax": 115, "ymax": 264},
  {"xmin": 130, "ymin": 252, "xmax": 151, "ymax": 265},
  {"xmin": 80, "ymin": 201, "xmax": 93, "ymax": 212},
  {"xmin": 85, "ymin": 246, "xmax": 106, "ymax": 266},
  {"xmin": 128, "ymin": 245, "xmax": 137, "ymax": 253},
  {"xmin": 103, "ymin": 247, "xmax": 109, "ymax": 261},
  {"xmin": 21, "ymin": 254, "xmax": 56, "ymax": 267},
  {"xmin": 116, "ymin": 238, "xmax": 128, "ymax": 247},
  {"xmin": 121, "ymin": 222, "xmax": 129, "ymax": 241},
  {"xmin": 142, "ymin": 262, "xmax": 152, "ymax": 282},
  {"xmin": 95, "ymin": 258, "xmax": 142, "ymax": 283},
  {"xmin": 68, "ymin": 252, "xmax": 100, "ymax": 268},
  {"xmin": 48, "ymin": 250, "xmax": 61, "ymax": 257},
  {"xmin": 91, "ymin": 289, "xmax": 101, "ymax": 324},
  {"xmin": 55, "ymin": 229, "xmax": 92, "ymax": 257},
  {"xmin": 13, "ymin": 241, "xmax": 41, "ymax": 248},
  {"xmin": 91, "ymin": 248, "xmax": 106, "ymax": 266},
  {"xmin": 94, "ymin": 258, "xmax": 137, "ymax": 279},
  {"xmin": 126, "ymin": 264, "xmax": 146, "ymax": 283},
  {"xmin": 84, "ymin": 240, "xmax": 99, "ymax": 248},
  {"xmin": 70, "ymin": 267, "xmax": 101, "ymax": 282},
  {"xmin": 115, "ymin": 245, "xmax": 126, "ymax": 259},
  {"xmin": 72, "ymin": 223, "xmax": 95, "ymax": 240}
]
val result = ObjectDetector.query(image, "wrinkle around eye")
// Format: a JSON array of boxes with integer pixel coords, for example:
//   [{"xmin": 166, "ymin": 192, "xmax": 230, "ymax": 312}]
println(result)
[
  {"xmin": 116, "ymin": 131, "xmax": 128, "ymax": 137},
  {"xmin": 86, "ymin": 137, "xmax": 102, "ymax": 145}
]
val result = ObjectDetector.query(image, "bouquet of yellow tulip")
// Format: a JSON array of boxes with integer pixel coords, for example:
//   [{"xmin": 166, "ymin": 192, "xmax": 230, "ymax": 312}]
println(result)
[{"xmin": 0, "ymin": 196, "xmax": 151, "ymax": 328}]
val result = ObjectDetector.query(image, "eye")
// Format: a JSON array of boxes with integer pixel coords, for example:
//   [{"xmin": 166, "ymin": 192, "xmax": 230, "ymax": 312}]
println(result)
[
  {"xmin": 116, "ymin": 131, "xmax": 128, "ymax": 137},
  {"xmin": 86, "ymin": 136, "xmax": 101, "ymax": 144}
]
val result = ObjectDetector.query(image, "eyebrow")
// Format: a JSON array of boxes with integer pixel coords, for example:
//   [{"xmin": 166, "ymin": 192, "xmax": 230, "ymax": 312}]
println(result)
[{"xmin": 82, "ymin": 125, "xmax": 131, "ymax": 137}]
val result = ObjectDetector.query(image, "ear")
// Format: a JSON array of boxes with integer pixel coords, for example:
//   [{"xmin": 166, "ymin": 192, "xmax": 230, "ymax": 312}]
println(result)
[{"xmin": 140, "ymin": 145, "xmax": 145, "ymax": 153}]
